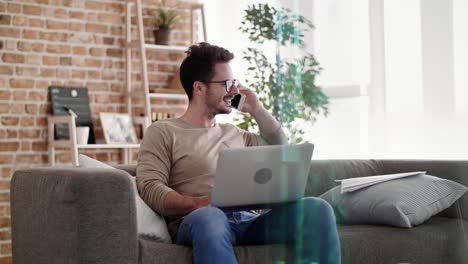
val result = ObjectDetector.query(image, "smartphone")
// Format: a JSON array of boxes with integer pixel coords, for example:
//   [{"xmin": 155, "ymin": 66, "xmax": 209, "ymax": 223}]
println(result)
[{"xmin": 231, "ymin": 94, "xmax": 246, "ymax": 111}]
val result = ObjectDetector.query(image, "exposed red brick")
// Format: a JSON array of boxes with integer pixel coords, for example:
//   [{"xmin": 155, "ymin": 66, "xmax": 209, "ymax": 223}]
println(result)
[
  {"xmin": 30, "ymin": 43, "xmax": 44, "ymax": 52},
  {"xmin": 0, "ymin": 91, "xmax": 10, "ymax": 101},
  {"xmin": 0, "ymin": 242, "xmax": 11, "ymax": 255},
  {"xmin": 106, "ymin": 48, "xmax": 122, "ymax": 57},
  {"xmin": 0, "ymin": 27, "xmax": 20, "ymax": 38},
  {"xmin": 10, "ymin": 79, "xmax": 34, "ymax": 89},
  {"xmin": 35, "ymin": 116, "xmax": 47, "ymax": 126},
  {"xmin": 39, "ymin": 104, "xmax": 48, "ymax": 115},
  {"xmin": 12, "ymin": 16, "xmax": 26, "ymax": 26},
  {"xmin": 88, "ymin": 70, "xmax": 100, "ymax": 79},
  {"xmin": 42, "ymin": 56, "xmax": 58, "ymax": 65},
  {"xmin": 0, "ymin": 142, "xmax": 19, "ymax": 152},
  {"xmin": 2, "ymin": 53, "xmax": 24, "ymax": 63},
  {"xmin": 72, "ymin": 46, "xmax": 87, "ymax": 55},
  {"xmin": 47, "ymin": 44, "xmax": 71, "ymax": 54},
  {"xmin": 21, "ymin": 141, "xmax": 31, "ymax": 151},
  {"xmin": 13, "ymin": 91, "xmax": 27, "ymax": 101},
  {"xmin": 0, "ymin": 155, "xmax": 13, "ymax": 165},
  {"xmin": 54, "ymin": 8, "xmax": 68, "ymax": 19},
  {"xmin": 28, "ymin": 18, "xmax": 45, "ymax": 28},
  {"xmin": 7, "ymin": 3, "xmax": 20, "ymax": 13},
  {"xmin": 1, "ymin": 115, "xmax": 19, "ymax": 126},
  {"xmin": 20, "ymin": 116, "xmax": 34, "ymax": 126},
  {"xmin": 0, "ymin": 66, "xmax": 13, "ymax": 75},
  {"xmin": 90, "ymin": 48, "xmax": 105, "ymax": 57},
  {"xmin": 85, "ymin": 58, "xmax": 102, "ymax": 68},
  {"xmin": 39, "ymin": 32, "xmax": 68, "ymax": 42},
  {"xmin": 57, "ymin": 68, "xmax": 71, "ymax": 78},
  {"xmin": 25, "ymin": 54, "xmax": 41, "ymax": 65},
  {"xmin": 25, "ymin": 104, "xmax": 38, "ymax": 114},
  {"xmin": 0, "ymin": 230, "xmax": 11, "ymax": 241},
  {"xmin": 0, "ymin": 254, "xmax": 12, "ymax": 264},
  {"xmin": 47, "ymin": 19, "xmax": 67, "ymax": 30},
  {"xmin": 23, "ymin": 5, "xmax": 42, "ymax": 16},
  {"xmin": 72, "ymin": 70, "xmax": 86, "ymax": 79},
  {"xmin": 59, "ymin": 57, "xmax": 72, "ymax": 66},
  {"xmin": 17, "ymin": 41, "xmax": 31, "ymax": 51},
  {"xmin": 22, "ymin": 29, "xmax": 37, "ymax": 39},
  {"xmin": 16, "ymin": 66, "xmax": 39, "ymax": 77},
  {"xmin": 28, "ymin": 91, "xmax": 46, "ymax": 101},
  {"xmin": 19, "ymin": 129, "xmax": 41, "ymax": 139},
  {"xmin": 35, "ymin": 80, "xmax": 51, "ymax": 90},
  {"xmin": 70, "ymin": 11, "xmax": 85, "ymax": 19},
  {"xmin": 0, "ymin": 229, "xmax": 11, "ymax": 241},
  {"xmin": 86, "ymin": 1, "xmax": 106, "ymax": 10},
  {"xmin": 98, "ymin": 13, "xmax": 122, "ymax": 24},
  {"xmin": 0, "ymin": 14, "xmax": 11, "ymax": 25},
  {"xmin": 86, "ymin": 23, "xmax": 108, "ymax": 34},
  {"xmin": 6, "ymin": 129, "xmax": 17, "ymax": 139},
  {"xmin": 103, "ymin": 37, "xmax": 114, "ymax": 45},
  {"xmin": 0, "ymin": 104, "xmax": 8, "ymax": 114},
  {"xmin": 68, "ymin": 22, "xmax": 85, "ymax": 32},
  {"xmin": 32, "ymin": 141, "xmax": 47, "ymax": 151}
]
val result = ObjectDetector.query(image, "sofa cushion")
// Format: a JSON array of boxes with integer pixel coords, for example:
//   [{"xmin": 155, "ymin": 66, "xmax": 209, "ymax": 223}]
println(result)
[
  {"xmin": 320, "ymin": 173, "xmax": 467, "ymax": 228},
  {"xmin": 78, "ymin": 155, "xmax": 171, "ymax": 243},
  {"xmin": 338, "ymin": 217, "xmax": 468, "ymax": 264}
]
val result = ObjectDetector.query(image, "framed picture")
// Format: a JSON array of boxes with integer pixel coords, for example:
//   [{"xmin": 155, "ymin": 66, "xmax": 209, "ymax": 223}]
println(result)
[{"xmin": 100, "ymin": 112, "xmax": 138, "ymax": 144}]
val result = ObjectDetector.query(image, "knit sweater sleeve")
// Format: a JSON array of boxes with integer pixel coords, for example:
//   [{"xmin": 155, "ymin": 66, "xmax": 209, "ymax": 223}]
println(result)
[
  {"xmin": 241, "ymin": 126, "xmax": 288, "ymax": 146},
  {"xmin": 136, "ymin": 124, "xmax": 174, "ymax": 215}
]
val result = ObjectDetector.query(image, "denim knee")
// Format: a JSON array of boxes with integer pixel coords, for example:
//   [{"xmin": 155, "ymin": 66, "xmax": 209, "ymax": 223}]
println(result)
[{"xmin": 179, "ymin": 207, "xmax": 232, "ymax": 243}]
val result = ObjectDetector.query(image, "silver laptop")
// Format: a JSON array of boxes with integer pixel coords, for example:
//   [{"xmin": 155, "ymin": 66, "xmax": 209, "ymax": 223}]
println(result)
[{"xmin": 211, "ymin": 143, "xmax": 314, "ymax": 210}]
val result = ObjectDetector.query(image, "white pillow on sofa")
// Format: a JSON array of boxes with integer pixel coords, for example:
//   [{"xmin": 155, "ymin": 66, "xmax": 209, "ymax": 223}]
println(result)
[{"xmin": 78, "ymin": 154, "xmax": 172, "ymax": 243}]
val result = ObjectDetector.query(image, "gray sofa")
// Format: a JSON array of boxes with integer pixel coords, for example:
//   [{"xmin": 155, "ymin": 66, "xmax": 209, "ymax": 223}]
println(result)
[{"xmin": 11, "ymin": 160, "xmax": 468, "ymax": 264}]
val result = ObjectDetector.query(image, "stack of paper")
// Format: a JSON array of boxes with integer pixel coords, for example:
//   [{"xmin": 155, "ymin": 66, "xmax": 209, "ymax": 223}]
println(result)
[{"xmin": 336, "ymin": 171, "xmax": 426, "ymax": 193}]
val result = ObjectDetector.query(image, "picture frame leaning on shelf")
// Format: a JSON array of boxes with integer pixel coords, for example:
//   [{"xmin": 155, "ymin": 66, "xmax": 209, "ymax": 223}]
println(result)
[{"xmin": 100, "ymin": 112, "xmax": 139, "ymax": 144}]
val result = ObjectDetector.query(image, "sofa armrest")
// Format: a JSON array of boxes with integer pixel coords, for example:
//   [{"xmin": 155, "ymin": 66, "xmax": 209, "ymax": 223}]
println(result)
[
  {"xmin": 11, "ymin": 167, "xmax": 138, "ymax": 264},
  {"xmin": 381, "ymin": 159, "xmax": 468, "ymax": 222}
]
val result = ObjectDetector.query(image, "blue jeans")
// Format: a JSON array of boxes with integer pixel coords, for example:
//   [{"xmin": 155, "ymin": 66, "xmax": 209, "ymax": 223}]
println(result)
[{"xmin": 176, "ymin": 197, "xmax": 341, "ymax": 264}]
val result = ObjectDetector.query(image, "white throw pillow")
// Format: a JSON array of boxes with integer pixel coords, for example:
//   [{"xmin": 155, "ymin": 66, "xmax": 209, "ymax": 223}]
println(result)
[{"xmin": 78, "ymin": 154, "xmax": 172, "ymax": 243}]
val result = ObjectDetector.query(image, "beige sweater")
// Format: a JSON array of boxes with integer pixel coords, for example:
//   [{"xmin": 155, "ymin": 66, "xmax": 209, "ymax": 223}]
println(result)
[{"xmin": 136, "ymin": 118, "xmax": 286, "ymax": 232}]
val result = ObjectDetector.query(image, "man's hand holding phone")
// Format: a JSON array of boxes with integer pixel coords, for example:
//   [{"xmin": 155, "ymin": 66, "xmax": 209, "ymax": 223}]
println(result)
[{"xmin": 232, "ymin": 85, "xmax": 260, "ymax": 114}]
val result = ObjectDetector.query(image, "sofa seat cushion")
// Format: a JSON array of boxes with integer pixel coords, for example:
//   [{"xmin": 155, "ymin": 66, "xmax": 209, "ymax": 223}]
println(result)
[
  {"xmin": 339, "ymin": 217, "xmax": 468, "ymax": 264},
  {"xmin": 139, "ymin": 238, "xmax": 294, "ymax": 264}
]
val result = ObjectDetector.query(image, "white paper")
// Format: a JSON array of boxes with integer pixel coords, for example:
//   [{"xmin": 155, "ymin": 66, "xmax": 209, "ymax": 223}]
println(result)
[{"xmin": 336, "ymin": 171, "xmax": 426, "ymax": 193}]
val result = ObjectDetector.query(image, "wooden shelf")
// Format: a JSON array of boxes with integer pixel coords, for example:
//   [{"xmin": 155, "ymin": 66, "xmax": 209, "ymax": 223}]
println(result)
[
  {"xmin": 77, "ymin": 144, "xmax": 140, "ymax": 149},
  {"xmin": 144, "ymin": 44, "xmax": 187, "ymax": 52},
  {"xmin": 149, "ymin": 93, "xmax": 187, "ymax": 100}
]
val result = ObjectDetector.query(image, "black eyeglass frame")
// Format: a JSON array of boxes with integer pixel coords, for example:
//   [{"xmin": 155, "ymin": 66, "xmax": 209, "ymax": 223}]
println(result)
[{"xmin": 200, "ymin": 79, "xmax": 240, "ymax": 93}]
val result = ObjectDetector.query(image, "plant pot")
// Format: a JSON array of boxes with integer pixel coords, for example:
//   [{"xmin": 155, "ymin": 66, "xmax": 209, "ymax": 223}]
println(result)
[{"xmin": 153, "ymin": 29, "xmax": 171, "ymax": 45}]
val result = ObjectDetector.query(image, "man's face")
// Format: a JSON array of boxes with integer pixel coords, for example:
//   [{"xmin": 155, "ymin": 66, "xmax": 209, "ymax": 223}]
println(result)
[{"xmin": 204, "ymin": 63, "xmax": 239, "ymax": 115}]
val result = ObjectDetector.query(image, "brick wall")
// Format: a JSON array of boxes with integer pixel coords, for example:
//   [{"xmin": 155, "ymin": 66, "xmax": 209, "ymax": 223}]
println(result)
[{"xmin": 0, "ymin": 0, "xmax": 195, "ymax": 261}]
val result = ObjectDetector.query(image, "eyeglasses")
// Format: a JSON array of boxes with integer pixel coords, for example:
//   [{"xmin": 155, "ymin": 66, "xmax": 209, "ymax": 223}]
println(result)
[{"xmin": 201, "ymin": 79, "xmax": 240, "ymax": 93}]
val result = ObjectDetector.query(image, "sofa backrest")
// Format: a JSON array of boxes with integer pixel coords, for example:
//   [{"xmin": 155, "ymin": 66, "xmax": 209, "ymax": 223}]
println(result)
[
  {"xmin": 305, "ymin": 159, "xmax": 384, "ymax": 197},
  {"xmin": 123, "ymin": 159, "xmax": 468, "ymax": 220}
]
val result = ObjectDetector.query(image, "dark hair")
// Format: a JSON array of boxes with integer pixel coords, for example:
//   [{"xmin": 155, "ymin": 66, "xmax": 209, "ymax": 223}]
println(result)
[{"xmin": 179, "ymin": 42, "xmax": 234, "ymax": 100}]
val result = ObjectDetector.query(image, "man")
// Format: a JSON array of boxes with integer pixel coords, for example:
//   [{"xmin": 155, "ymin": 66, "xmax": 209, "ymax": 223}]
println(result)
[{"xmin": 137, "ymin": 42, "xmax": 341, "ymax": 264}]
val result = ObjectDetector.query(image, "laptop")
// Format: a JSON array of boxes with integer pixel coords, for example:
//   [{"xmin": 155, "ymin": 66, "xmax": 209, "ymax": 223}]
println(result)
[{"xmin": 211, "ymin": 143, "xmax": 314, "ymax": 210}]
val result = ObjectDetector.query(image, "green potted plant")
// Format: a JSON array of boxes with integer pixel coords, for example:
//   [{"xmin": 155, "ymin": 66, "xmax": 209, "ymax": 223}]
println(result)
[
  {"xmin": 236, "ymin": 3, "xmax": 329, "ymax": 143},
  {"xmin": 152, "ymin": 2, "xmax": 178, "ymax": 45}
]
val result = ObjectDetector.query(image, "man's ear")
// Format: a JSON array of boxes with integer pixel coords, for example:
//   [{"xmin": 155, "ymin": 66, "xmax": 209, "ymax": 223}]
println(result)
[{"xmin": 192, "ymin": 81, "xmax": 205, "ymax": 97}]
